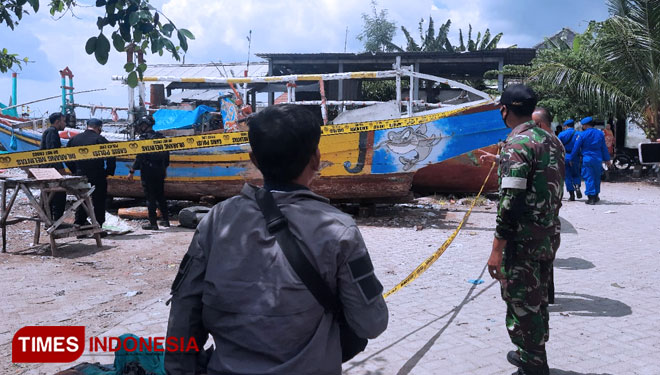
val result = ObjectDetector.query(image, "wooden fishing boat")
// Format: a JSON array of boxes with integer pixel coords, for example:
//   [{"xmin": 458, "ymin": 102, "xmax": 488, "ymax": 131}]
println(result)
[{"xmin": 1, "ymin": 68, "xmax": 509, "ymax": 201}]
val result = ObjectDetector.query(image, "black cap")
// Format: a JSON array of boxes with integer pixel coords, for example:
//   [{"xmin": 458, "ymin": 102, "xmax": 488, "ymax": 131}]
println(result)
[
  {"xmin": 499, "ymin": 84, "xmax": 538, "ymax": 109},
  {"xmin": 87, "ymin": 118, "xmax": 103, "ymax": 128}
]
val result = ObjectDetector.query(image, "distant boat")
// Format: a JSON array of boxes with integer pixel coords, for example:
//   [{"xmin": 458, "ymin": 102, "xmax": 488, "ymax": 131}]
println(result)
[{"xmin": 0, "ymin": 69, "xmax": 508, "ymax": 200}]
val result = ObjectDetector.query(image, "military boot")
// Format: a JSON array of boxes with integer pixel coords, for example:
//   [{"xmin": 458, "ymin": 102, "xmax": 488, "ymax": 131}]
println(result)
[
  {"xmin": 142, "ymin": 223, "xmax": 159, "ymax": 230},
  {"xmin": 159, "ymin": 220, "xmax": 171, "ymax": 227},
  {"xmin": 142, "ymin": 218, "xmax": 159, "ymax": 230},
  {"xmin": 507, "ymin": 350, "xmax": 523, "ymax": 367},
  {"xmin": 576, "ymin": 189, "xmax": 582, "ymax": 199},
  {"xmin": 594, "ymin": 194, "xmax": 600, "ymax": 202},
  {"xmin": 568, "ymin": 191, "xmax": 575, "ymax": 201},
  {"xmin": 585, "ymin": 195, "xmax": 596, "ymax": 205}
]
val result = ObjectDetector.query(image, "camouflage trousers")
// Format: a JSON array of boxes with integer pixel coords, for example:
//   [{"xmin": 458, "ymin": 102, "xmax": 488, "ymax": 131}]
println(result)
[{"xmin": 501, "ymin": 243, "xmax": 554, "ymax": 370}]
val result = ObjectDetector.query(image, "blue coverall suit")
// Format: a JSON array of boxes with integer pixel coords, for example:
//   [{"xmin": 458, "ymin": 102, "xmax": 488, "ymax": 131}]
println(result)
[
  {"xmin": 558, "ymin": 128, "xmax": 581, "ymax": 192},
  {"xmin": 569, "ymin": 128, "xmax": 610, "ymax": 196}
]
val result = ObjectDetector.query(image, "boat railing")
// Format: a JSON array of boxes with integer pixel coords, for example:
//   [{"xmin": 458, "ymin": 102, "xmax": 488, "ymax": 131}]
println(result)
[{"xmin": 112, "ymin": 59, "xmax": 495, "ymax": 126}]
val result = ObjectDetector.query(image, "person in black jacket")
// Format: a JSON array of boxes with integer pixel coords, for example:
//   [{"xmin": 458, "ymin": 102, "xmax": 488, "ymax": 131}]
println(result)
[
  {"xmin": 128, "ymin": 115, "xmax": 170, "ymax": 230},
  {"xmin": 67, "ymin": 118, "xmax": 116, "ymax": 227},
  {"xmin": 40, "ymin": 112, "xmax": 67, "ymax": 221}
]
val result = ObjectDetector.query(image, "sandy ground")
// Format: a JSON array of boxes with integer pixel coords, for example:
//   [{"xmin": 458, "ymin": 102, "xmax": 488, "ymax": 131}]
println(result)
[{"xmin": 1, "ymin": 174, "xmax": 659, "ymax": 374}]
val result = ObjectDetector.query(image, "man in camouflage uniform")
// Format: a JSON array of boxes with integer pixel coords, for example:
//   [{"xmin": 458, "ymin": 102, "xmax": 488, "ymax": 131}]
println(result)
[{"xmin": 487, "ymin": 85, "xmax": 564, "ymax": 375}]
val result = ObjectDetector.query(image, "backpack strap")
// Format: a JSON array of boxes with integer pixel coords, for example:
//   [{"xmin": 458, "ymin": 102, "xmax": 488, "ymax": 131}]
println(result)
[{"xmin": 255, "ymin": 188, "xmax": 339, "ymax": 313}]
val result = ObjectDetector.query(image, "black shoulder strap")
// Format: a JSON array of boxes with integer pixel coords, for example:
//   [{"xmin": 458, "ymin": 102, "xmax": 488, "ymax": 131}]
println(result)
[{"xmin": 255, "ymin": 188, "xmax": 339, "ymax": 313}]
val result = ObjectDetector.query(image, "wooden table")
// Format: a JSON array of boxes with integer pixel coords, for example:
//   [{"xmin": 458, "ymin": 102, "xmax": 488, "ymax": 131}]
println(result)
[{"xmin": 0, "ymin": 175, "xmax": 103, "ymax": 255}]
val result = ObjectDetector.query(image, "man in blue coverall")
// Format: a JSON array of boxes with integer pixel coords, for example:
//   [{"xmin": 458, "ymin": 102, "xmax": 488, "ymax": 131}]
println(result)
[
  {"xmin": 569, "ymin": 117, "xmax": 612, "ymax": 205},
  {"xmin": 558, "ymin": 119, "xmax": 582, "ymax": 201}
]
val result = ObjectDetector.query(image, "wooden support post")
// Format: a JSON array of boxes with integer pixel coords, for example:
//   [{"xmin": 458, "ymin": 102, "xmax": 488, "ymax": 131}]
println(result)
[
  {"xmin": 33, "ymin": 220, "xmax": 40, "ymax": 246},
  {"xmin": 413, "ymin": 62, "xmax": 420, "ymax": 100},
  {"xmin": 408, "ymin": 65, "xmax": 414, "ymax": 117},
  {"xmin": 0, "ymin": 186, "xmax": 21, "ymax": 224},
  {"xmin": 1, "ymin": 180, "xmax": 6, "ymax": 253},
  {"xmin": 497, "ymin": 58, "xmax": 504, "ymax": 93},
  {"xmin": 83, "ymin": 194, "xmax": 103, "ymax": 248},
  {"xmin": 338, "ymin": 62, "xmax": 344, "ymax": 112}
]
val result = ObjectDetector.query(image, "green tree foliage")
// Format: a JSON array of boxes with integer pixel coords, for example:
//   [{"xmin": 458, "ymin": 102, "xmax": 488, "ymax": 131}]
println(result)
[
  {"xmin": 533, "ymin": 0, "xmax": 660, "ymax": 139},
  {"xmin": 357, "ymin": 1, "xmax": 397, "ymax": 53},
  {"xmin": 485, "ymin": 25, "xmax": 603, "ymax": 122},
  {"xmin": 454, "ymin": 25, "xmax": 504, "ymax": 52},
  {"xmin": 390, "ymin": 17, "xmax": 453, "ymax": 52},
  {"xmin": 0, "ymin": 0, "xmax": 194, "ymax": 87}
]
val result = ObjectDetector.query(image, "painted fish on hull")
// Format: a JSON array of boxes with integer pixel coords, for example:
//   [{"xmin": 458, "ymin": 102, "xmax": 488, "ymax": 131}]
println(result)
[{"xmin": 376, "ymin": 124, "xmax": 442, "ymax": 171}]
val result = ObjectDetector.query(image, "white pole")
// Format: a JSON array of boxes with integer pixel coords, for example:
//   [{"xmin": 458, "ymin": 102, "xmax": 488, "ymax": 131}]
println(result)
[
  {"xmin": 408, "ymin": 65, "xmax": 414, "ymax": 117},
  {"xmin": 395, "ymin": 56, "xmax": 401, "ymax": 113}
]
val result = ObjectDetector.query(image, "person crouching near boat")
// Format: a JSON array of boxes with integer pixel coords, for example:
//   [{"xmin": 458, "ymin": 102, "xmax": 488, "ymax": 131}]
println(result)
[
  {"xmin": 128, "ymin": 115, "xmax": 170, "ymax": 230},
  {"xmin": 164, "ymin": 104, "xmax": 388, "ymax": 375}
]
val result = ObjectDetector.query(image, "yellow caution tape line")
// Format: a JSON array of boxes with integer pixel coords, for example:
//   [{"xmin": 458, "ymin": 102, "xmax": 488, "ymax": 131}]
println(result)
[
  {"xmin": 0, "ymin": 102, "xmax": 490, "ymax": 169},
  {"xmin": 382, "ymin": 160, "xmax": 497, "ymax": 299},
  {"xmin": 0, "ymin": 132, "xmax": 249, "ymax": 169}
]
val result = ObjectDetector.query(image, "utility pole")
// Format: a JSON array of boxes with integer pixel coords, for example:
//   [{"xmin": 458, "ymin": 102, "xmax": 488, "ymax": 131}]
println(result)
[{"xmin": 344, "ymin": 27, "xmax": 349, "ymax": 52}]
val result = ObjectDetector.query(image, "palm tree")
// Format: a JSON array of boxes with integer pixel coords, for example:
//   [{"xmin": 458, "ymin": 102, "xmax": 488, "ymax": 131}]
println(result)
[
  {"xmin": 389, "ymin": 17, "xmax": 453, "ymax": 52},
  {"xmin": 532, "ymin": 0, "xmax": 660, "ymax": 139},
  {"xmin": 454, "ymin": 25, "xmax": 504, "ymax": 52}
]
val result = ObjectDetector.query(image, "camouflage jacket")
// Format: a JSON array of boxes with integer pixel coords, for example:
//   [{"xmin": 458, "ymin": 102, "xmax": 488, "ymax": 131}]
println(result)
[{"xmin": 496, "ymin": 121, "xmax": 565, "ymax": 259}]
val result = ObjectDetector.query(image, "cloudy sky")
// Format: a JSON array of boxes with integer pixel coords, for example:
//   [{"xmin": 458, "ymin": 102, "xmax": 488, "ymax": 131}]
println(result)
[{"xmin": 0, "ymin": 0, "xmax": 610, "ymax": 120}]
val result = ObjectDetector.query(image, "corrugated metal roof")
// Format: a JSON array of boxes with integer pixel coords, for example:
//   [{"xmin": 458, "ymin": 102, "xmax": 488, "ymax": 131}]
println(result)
[
  {"xmin": 257, "ymin": 49, "xmax": 537, "ymax": 65},
  {"xmin": 144, "ymin": 62, "xmax": 269, "ymax": 79}
]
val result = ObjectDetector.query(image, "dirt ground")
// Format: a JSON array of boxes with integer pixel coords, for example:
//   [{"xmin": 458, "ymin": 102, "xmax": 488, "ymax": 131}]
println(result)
[{"xmin": 1, "ymin": 168, "xmax": 658, "ymax": 374}]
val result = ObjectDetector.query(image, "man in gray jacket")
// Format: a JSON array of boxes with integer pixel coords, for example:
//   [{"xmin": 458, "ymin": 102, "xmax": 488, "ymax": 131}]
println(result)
[{"xmin": 165, "ymin": 104, "xmax": 388, "ymax": 375}]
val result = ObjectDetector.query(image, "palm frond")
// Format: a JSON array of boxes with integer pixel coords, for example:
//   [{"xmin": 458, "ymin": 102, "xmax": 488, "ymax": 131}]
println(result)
[
  {"xmin": 418, "ymin": 18, "xmax": 425, "ymax": 45},
  {"xmin": 444, "ymin": 38, "xmax": 454, "ymax": 52},
  {"xmin": 422, "ymin": 16, "xmax": 435, "ymax": 51},
  {"xmin": 384, "ymin": 41, "xmax": 405, "ymax": 53},
  {"xmin": 486, "ymin": 32, "xmax": 503, "ymax": 50},
  {"xmin": 532, "ymin": 62, "xmax": 637, "ymax": 117},
  {"xmin": 607, "ymin": 0, "xmax": 630, "ymax": 17},
  {"xmin": 435, "ymin": 19, "xmax": 451, "ymax": 52},
  {"xmin": 480, "ymin": 29, "xmax": 491, "ymax": 50},
  {"xmin": 401, "ymin": 26, "xmax": 421, "ymax": 52},
  {"xmin": 467, "ymin": 25, "xmax": 476, "ymax": 51},
  {"xmin": 458, "ymin": 29, "xmax": 465, "ymax": 52}
]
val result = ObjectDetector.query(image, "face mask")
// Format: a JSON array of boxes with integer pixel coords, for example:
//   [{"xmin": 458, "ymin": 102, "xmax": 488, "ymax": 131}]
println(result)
[{"xmin": 500, "ymin": 106, "xmax": 508, "ymax": 125}]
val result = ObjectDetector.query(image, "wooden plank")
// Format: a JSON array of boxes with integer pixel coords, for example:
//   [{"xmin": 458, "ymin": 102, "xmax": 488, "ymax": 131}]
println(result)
[
  {"xmin": 0, "ymin": 186, "xmax": 21, "ymax": 224},
  {"xmin": 46, "ymin": 187, "xmax": 94, "ymax": 234},
  {"xmin": 28, "ymin": 168, "xmax": 63, "ymax": 181},
  {"xmin": 19, "ymin": 184, "xmax": 51, "ymax": 225}
]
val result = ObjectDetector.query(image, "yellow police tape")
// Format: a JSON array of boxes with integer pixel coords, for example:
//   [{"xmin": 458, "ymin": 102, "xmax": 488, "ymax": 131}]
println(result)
[
  {"xmin": 0, "ymin": 102, "xmax": 493, "ymax": 169},
  {"xmin": 383, "ymin": 159, "xmax": 497, "ymax": 299}
]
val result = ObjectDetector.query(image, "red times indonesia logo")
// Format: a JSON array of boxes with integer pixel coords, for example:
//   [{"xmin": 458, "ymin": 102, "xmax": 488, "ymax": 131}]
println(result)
[
  {"xmin": 12, "ymin": 326, "xmax": 85, "ymax": 363},
  {"xmin": 12, "ymin": 326, "xmax": 200, "ymax": 363}
]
